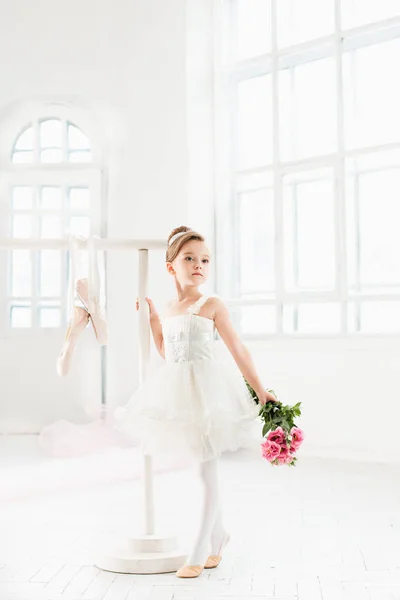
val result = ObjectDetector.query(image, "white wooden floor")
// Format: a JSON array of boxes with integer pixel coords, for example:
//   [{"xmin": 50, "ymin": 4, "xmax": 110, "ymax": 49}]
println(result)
[{"xmin": 1, "ymin": 438, "xmax": 400, "ymax": 600}]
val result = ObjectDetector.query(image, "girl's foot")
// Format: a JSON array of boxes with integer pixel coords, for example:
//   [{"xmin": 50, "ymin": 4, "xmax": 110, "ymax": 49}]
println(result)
[
  {"xmin": 204, "ymin": 532, "xmax": 231, "ymax": 569},
  {"xmin": 176, "ymin": 565, "xmax": 204, "ymax": 578}
]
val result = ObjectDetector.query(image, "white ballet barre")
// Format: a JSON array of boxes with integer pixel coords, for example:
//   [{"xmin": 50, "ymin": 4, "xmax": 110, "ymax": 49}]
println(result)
[
  {"xmin": 0, "ymin": 236, "xmax": 187, "ymax": 574},
  {"xmin": 0, "ymin": 237, "xmax": 166, "ymax": 250}
]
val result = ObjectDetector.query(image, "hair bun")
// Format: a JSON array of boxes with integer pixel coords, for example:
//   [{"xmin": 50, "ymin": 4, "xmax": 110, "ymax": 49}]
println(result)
[{"xmin": 168, "ymin": 226, "xmax": 191, "ymax": 245}]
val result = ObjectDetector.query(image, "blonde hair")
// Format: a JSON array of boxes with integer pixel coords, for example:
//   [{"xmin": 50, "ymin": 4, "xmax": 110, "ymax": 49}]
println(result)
[{"xmin": 166, "ymin": 226, "xmax": 205, "ymax": 264}]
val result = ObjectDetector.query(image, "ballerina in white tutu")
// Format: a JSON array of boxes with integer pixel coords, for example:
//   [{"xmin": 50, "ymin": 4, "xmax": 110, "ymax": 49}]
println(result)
[{"xmin": 113, "ymin": 225, "xmax": 278, "ymax": 578}]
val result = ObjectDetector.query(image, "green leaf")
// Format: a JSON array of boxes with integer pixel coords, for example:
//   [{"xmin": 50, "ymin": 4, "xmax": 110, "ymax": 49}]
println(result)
[{"xmin": 262, "ymin": 423, "xmax": 270, "ymax": 437}]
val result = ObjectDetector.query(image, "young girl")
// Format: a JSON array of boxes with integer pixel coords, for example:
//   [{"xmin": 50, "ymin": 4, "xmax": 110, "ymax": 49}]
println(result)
[{"xmin": 113, "ymin": 225, "xmax": 277, "ymax": 579}]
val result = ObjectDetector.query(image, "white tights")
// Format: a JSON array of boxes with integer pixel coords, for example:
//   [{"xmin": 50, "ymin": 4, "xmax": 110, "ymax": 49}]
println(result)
[{"xmin": 186, "ymin": 457, "xmax": 228, "ymax": 566}]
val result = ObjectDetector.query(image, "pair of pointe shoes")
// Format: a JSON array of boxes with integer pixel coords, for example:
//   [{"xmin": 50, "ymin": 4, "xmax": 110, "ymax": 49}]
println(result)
[
  {"xmin": 75, "ymin": 278, "xmax": 108, "ymax": 346},
  {"xmin": 57, "ymin": 278, "xmax": 108, "ymax": 377},
  {"xmin": 176, "ymin": 533, "xmax": 231, "ymax": 579}
]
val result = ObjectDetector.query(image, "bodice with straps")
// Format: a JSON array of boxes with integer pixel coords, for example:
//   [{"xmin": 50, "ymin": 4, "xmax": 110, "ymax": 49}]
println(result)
[{"xmin": 160, "ymin": 295, "xmax": 217, "ymax": 364}]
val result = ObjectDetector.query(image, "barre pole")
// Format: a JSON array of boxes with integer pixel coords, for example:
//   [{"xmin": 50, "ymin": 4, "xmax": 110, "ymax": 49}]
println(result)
[{"xmin": 137, "ymin": 249, "xmax": 155, "ymax": 536}]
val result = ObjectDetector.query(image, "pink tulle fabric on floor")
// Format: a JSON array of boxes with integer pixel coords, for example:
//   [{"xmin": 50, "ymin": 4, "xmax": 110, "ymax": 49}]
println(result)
[
  {"xmin": 38, "ymin": 417, "xmax": 136, "ymax": 459},
  {"xmin": 18, "ymin": 414, "xmax": 192, "ymax": 505},
  {"xmin": 37, "ymin": 415, "xmax": 193, "ymax": 480},
  {"xmin": 0, "ymin": 445, "xmax": 191, "ymax": 503}
]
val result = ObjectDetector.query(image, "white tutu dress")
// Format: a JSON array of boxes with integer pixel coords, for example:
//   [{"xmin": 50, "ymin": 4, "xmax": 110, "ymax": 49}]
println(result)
[{"xmin": 113, "ymin": 295, "xmax": 261, "ymax": 463}]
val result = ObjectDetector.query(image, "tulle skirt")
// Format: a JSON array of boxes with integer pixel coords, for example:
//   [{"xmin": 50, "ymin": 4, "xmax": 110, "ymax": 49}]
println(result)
[{"xmin": 113, "ymin": 358, "xmax": 261, "ymax": 463}]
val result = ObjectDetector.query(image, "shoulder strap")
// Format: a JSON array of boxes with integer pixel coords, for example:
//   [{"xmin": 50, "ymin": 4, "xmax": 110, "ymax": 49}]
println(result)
[{"xmin": 188, "ymin": 294, "xmax": 219, "ymax": 315}]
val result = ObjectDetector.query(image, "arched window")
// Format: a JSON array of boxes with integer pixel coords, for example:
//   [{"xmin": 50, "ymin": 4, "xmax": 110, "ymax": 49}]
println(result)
[
  {"xmin": 0, "ymin": 102, "xmax": 104, "ymax": 329},
  {"xmin": 12, "ymin": 119, "xmax": 92, "ymax": 164}
]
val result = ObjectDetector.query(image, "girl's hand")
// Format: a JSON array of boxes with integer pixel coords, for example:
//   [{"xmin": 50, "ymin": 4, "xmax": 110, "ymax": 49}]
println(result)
[
  {"xmin": 258, "ymin": 389, "xmax": 279, "ymax": 406},
  {"xmin": 136, "ymin": 296, "xmax": 159, "ymax": 320}
]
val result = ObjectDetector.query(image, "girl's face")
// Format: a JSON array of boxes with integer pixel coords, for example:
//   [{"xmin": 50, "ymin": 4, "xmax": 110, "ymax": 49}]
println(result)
[{"xmin": 168, "ymin": 240, "xmax": 211, "ymax": 286}]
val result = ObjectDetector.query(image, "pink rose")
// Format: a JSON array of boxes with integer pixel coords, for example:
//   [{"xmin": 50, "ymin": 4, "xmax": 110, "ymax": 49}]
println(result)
[
  {"xmin": 279, "ymin": 444, "xmax": 289, "ymax": 457},
  {"xmin": 291, "ymin": 427, "xmax": 304, "ymax": 448},
  {"xmin": 276, "ymin": 452, "xmax": 294, "ymax": 466},
  {"xmin": 261, "ymin": 439, "xmax": 281, "ymax": 461},
  {"xmin": 275, "ymin": 444, "xmax": 289, "ymax": 465},
  {"xmin": 267, "ymin": 426, "xmax": 286, "ymax": 446}
]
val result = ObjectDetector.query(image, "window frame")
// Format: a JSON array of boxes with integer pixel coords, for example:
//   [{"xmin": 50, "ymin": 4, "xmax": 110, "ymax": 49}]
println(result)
[
  {"xmin": 0, "ymin": 101, "xmax": 106, "ymax": 336},
  {"xmin": 213, "ymin": 0, "xmax": 400, "ymax": 338}
]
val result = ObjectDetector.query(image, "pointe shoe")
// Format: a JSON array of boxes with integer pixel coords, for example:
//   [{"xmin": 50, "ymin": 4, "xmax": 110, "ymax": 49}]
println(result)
[
  {"xmin": 176, "ymin": 564, "xmax": 204, "ymax": 578},
  {"xmin": 204, "ymin": 532, "xmax": 231, "ymax": 569},
  {"xmin": 75, "ymin": 278, "xmax": 108, "ymax": 346},
  {"xmin": 57, "ymin": 307, "xmax": 90, "ymax": 377}
]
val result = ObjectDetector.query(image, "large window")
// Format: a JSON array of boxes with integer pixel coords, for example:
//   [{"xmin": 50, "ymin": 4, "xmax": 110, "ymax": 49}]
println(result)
[
  {"xmin": 0, "ymin": 109, "xmax": 102, "ymax": 330},
  {"xmin": 215, "ymin": 0, "xmax": 400, "ymax": 336}
]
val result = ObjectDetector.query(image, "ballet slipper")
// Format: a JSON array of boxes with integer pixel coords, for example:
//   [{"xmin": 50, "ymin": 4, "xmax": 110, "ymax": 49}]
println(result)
[
  {"xmin": 204, "ymin": 532, "xmax": 231, "ymax": 569},
  {"xmin": 176, "ymin": 565, "xmax": 204, "ymax": 578},
  {"xmin": 57, "ymin": 307, "xmax": 90, "ymax": 377},
  {"xmin": 75, "ymin": 278, "xmax": 108, "ymax": 346}
]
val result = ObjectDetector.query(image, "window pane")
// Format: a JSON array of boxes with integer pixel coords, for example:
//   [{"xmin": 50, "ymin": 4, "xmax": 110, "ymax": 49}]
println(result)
[
  {"xmin": 357, "ymin": 170, "xmax": 400, "ymax": 288},
  {"xmin": 69, "ymin": 150, "xmax": 92, "ymax": 163},
  {"xmin": 236, "ymin": 0, "xmax": 271, "ymax": 60},
  {"xmin": 69, "ymin": 216, "xmax": 91, "ymax": 237},
  {"xmin": 41, "ymin": 149, "xmax": 63, "ymax": 163},
  {"xmin": 278, "ymin": 0, "xmax": 334, "ymax": 48},
  {"xmin": 236, "ymin": 170, "xmax": 273, "ymax": 193},
  {"xmin": 12, "ymin": 151, "xmax": 33, "ymax": 164},
  {"xmin": 69, "ymin": 187, "xmax": 90, "ymax": 210},
  {"xmin": 39, "ymin": 251, "xmax": 61, "ymax": 296},
  {"xmin": 238, "ymin": 75, "xmax": 273, "ymax": 169},
  {"xmin": 39, "ymin": 307, "xmax": 61, "ymax": 328},
  {"xmin": 238, "ymin": 305, "xmax": 276, "ymax": 334},
  {"xmin": 40, "ymin": 216, "xmax": 61, "ymax": 238},
  {"xmin": 283, "ymin": 172, "xmax": 335, "ymax": 290},
  {"xmin": 345, "ymin": 166, "xmax": 357, "ymax": 292},
  {"xmin": 11, "ymin": 306, "xmax": 32, "ymax": 328},
  {"xmin": 15, "ymin": 126, "xmax": 34, "ymax": 150},
  {"xmin": 283, "ymin": 303, "xmax": 340, "ymax": 333},
  {"xmin": 68, "ymin": 124, "xmax": 91, "ymax": 150},
  {"xmin": 343, "ymin": 39, "xmax": 400, "ymax": 149},
  {"xmin": 40, "ymin": 119, "xmax": 62, "ymax": 148},
  {"xmin": 11, "ymin": 250, "xmax": 32, "ymax": 296},
  {"xmin": 13, "ymin": 215, "xmax": 33, "ymax": 238},
  {"xmin": 296, "ymin": 180, "xmax": 335, "ymax": 289},
  {"xmin": 239, "ymin": 188, "xmax": 275, "ymax": 294},
  {"xmin": 12, "ymin": 187, "xmax": 34, "ymax": 210},
  {"xmin": 40, "ymin": 187, "xmax": 62, "ymax": 209},
  {"xmin": 280, "ymin": 57, "xmax": 336, "ymax": 161},
  {"xmin": 278, "ymin": 67, "xmax": 293, "ymax": 161},
  {"xmin": 342, "ymin": 0, "xmax": 400, "ymax": 28}
]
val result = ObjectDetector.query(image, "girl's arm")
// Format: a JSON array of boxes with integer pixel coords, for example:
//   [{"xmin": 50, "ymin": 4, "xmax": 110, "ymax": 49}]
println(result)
[
  {"xmin": 136, "ymin": 297, "xmax": 165, "ymax": 359},
  {"xmin": 149, "ymin": 315, "xmax": 165, "ymax": 359},
  {"xmin": 213, "ymin": 297, "xmax": 271, "ymax": 402}
]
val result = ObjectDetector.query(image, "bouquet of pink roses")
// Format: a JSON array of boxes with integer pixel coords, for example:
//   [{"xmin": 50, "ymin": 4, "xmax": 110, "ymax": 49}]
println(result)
[{"xmin": 244, "ymin": 380, "xmax": 304, "ymax": 467}]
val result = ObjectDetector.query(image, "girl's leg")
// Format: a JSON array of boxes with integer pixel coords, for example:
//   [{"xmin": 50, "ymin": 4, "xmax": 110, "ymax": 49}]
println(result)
[
  {"xmin": 186, "ymin": 457, "xmax": 227, "ymax": 565},
  {"xmin": 210, "ymin": 505, "xmax": 228, "ymax": 555}
]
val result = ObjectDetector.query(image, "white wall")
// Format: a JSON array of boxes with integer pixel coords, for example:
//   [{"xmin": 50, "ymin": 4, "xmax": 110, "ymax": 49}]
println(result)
[
  {"xmin": 0, "ymin": 0, "xmax": 191, "ymax": 429},
  {"xmin": 0, "ymin": 0, "xmax": 399, "ymax": 465},
  {"xmin": 242, "ymin": 336, "xmax": 400, "ymax": 464}
]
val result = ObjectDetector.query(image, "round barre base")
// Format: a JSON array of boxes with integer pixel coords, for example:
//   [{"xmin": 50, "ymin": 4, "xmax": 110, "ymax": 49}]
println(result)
[{"xmin": 94, "ymin": 534, "xmax": 187, "ymax": 575}]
